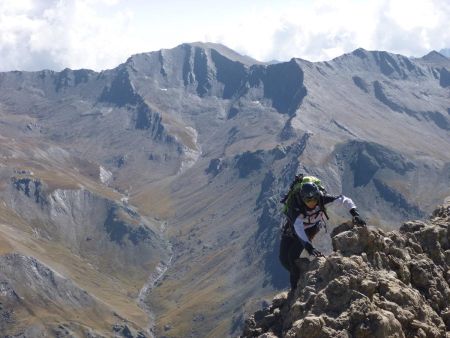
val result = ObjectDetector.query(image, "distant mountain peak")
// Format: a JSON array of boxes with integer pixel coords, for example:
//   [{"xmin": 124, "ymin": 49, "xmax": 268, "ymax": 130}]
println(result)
[
  {"xmin": 180, "ymin": 41, "xmax": 233, "ymax": 51},
  {"xmin": 339, "ymin": 47, "xmax": 395, "ymax": 61},
  {"xmin": 331, "ymin": 48, "xmax": 422, "ymax": 78},
  {"xmin": 177, "ymin": 41, "xmax": 262, "ymax": 66},
  {"xmin": 351, "ymin": 47, "xmax": 369, "ymax": 56},
  {"xmin": 350, "ymin": 48, "xmax": 403, "ymax": 59},
  {"xmin": 421, "ymin": 50, "xmax": 448, "ymax": 62}
]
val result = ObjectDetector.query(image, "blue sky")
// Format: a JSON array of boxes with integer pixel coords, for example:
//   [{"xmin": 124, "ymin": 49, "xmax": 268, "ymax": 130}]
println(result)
[{"xmin": 1, "ymin": 0, "xmax": 449, "ymax": 71}]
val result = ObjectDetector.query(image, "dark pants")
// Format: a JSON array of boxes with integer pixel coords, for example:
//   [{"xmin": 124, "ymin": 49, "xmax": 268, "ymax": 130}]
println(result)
[{"xmin": 279, "ymin": 224, "xmax": 320, "ymax": 289}]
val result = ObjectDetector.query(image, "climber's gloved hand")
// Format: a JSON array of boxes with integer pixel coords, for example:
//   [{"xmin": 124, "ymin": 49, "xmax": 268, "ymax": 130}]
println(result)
[
  {"xmin": 353, "ymin": 215, "xmax": 366, "ymax": 227},
  {"xmin": 304, "ymin": 242, "xmax": 324, "ymax": 257},
  {"xmin": 350, "ymin": 208, "xmax": 366, "ymax": 227}
]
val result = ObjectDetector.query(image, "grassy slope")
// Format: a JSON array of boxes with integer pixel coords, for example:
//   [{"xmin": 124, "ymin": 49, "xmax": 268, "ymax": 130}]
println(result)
[{"xmin": 0, "ymin": 140, "xmax": 156, "ymax": 334}]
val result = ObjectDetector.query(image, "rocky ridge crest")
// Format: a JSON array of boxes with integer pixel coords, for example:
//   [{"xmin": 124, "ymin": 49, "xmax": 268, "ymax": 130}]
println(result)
[{"xmin": 242, "ymin": 200, "xmax": 450, "ymax": 338}]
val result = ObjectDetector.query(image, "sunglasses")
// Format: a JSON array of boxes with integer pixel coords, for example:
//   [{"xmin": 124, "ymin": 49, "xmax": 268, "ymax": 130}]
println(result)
[{"xmin": 303, "ymin": 197, "xmax": 318, "ymax": 204}]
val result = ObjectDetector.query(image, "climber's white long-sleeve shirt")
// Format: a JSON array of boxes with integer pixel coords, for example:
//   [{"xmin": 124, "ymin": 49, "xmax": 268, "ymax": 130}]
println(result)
[{"xmin": 293, "ymin": 195, "xmax": 356, "ymax": 244}]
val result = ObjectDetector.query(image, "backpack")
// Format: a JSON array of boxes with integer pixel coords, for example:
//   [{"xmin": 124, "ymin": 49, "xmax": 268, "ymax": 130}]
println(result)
[{"xmin": 281, "ymin": 173, "xmax": 329, "ymax": 219}]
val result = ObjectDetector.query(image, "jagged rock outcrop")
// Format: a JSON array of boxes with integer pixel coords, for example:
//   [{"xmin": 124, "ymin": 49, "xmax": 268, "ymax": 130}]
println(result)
[
  {"xmin": 99, "ymin": 66, "xmax": 140, "ymax": 106},
  {"xmin": 54, "ymin": 68, "xmax": 95, "ymax": 93},
  {"xmin": 242, "ymin": 201, "xmax": 450, "ymax": 338},
  {"xmin": 11, "ymin": 176, "xmax": 46, "ymax": 205}
]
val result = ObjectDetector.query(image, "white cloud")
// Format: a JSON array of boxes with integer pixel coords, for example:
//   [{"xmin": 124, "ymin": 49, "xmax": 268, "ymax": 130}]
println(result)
[
  {"xmin": 0, "ymin": 0, "xmax": 134, "ymax": 71},
  {"xmin": 0, "ymin": 0, "xmax": 449, "ymax": 71},
  {"xmin": 217, "ymin": 0, "xmax": 450, "ymax": 62},
  {"xmin": 373, "ymin": 0, "xmax": 450, "ymax": 56}
]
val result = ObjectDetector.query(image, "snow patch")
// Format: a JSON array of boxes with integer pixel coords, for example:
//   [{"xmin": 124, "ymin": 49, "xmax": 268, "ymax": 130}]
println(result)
[
  {"xmin": 180, "ymin": 146, "xmax": 201, "ymax": 172},
  {"xmin": 179, "ymin": 126, "xmax": 201, "ymax": 173},
  {"xmin": 99, "ymin": 166, "xmax": 113, "ymax": 184}
]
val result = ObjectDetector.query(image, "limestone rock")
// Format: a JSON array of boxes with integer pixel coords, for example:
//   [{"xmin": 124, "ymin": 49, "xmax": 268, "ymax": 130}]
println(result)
[{"xmin": 242, "ymin": 201, "xmax": 450, "ymax": 338}]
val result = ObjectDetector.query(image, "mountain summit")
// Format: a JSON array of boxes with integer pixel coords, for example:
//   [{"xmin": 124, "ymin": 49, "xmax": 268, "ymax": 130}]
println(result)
[{"xmin": 420, "ymin": 50, "xmax": 450, "ymax": 66}]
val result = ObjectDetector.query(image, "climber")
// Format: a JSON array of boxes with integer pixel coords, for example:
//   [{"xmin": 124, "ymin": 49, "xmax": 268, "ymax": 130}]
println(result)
[{"xmin": 279, "ymin": 179, "xmax": 366, "ymax": 290}]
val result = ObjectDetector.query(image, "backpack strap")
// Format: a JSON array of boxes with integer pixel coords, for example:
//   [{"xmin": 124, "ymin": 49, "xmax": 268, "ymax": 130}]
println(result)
[{"xmin": 319, "ymin": 194, "xmax": 330, "ymax": 220}]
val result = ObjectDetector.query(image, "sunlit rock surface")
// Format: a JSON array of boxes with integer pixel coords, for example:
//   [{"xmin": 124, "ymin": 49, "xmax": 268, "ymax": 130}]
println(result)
[{"xmin": 243, "ymin": 201, "xmax": 450, "ymax": 338}]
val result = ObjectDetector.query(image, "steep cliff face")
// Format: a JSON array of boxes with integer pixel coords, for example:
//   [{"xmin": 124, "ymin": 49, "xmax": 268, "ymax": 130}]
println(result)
[
  {"xmin": 126, "ymin": 42, "xmax": 307, "ymax": 117},
  {"xmin": 242, "ymin": 200, "xmax": 450, "ymax": 338},
  {"xmin": 5, "ymin": 172, "xmax": 169, "ymax": 278}
]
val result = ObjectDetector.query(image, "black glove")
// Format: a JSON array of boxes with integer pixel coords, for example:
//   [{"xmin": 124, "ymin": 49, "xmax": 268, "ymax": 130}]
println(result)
[
  {"xmin": 304, "ymin": 242, "xmax": 324, "ymax": 257},
  {"xmin": 353, "ymin": 215, "xmax": 366, "ymax": 226},
  {"xmin": 350, "ymin": 208, "xmax": 366, "ymax": 226}
]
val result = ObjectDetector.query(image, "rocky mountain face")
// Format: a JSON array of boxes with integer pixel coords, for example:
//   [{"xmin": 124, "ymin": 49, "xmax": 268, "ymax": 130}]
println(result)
[
  {"xmin": 0, "ymin": 253, "xmax": 147, "ymax": 337},
  {"xmin": 242, "ymin": 200, "xmax": 450, "ymax": 338},
  {"xmin": 0, "ymin": 42, "xmax": 449, "ymax": 336}
]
